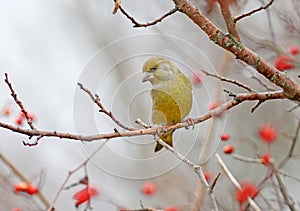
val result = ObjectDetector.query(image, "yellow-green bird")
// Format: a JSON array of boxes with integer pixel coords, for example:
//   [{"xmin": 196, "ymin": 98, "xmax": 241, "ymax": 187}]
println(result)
[{"xmin": 142, "ymin": 56, "xmax": 193, "ymax": 152}]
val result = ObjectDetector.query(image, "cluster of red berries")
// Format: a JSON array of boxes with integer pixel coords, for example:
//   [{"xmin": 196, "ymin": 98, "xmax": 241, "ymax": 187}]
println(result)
[
  {"xmin": 274, "ymin": 45, "xmax": 299, "ymax": 71},
  {"xmin": 14, "ymin": 182, "xmax": 39, "ymax": 195},
  {"xmin": 15, "ymin": 112, "xmax": 35, "ymax": 126},
  {"xmin": 1, "ymin": 106, "xmax": 36, "ymax": 126},
  {"xmin": 220, "ymin": 123, "xmax": 278, "ymax": 208}
]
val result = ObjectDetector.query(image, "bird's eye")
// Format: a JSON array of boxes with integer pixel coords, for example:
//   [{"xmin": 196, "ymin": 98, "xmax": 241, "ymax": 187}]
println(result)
[{"xmin": 149, "ymin": 66, "xmax": 158, "ymax": 72}]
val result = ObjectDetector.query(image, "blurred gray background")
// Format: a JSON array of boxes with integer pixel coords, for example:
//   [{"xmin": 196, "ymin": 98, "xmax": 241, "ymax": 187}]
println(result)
[{"xmin": 0, "ymin": 0, "xmax": 299, "ymax": 210}]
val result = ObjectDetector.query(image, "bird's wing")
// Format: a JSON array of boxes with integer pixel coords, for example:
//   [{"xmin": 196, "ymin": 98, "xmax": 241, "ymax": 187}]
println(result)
[{"xmin": 151, "ymin": 88, "xmax": 182, "ymax": 125}]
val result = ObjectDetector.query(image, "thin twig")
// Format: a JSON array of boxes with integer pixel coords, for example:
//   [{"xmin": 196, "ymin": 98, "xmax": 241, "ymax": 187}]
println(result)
[
  {"xmin": 278, "ymin": 119, "xmax": 300, "ymax": 168},
  {"xmin": 156, "ymin": 138, "xmax": 210, "ymax": 189},
  {"xmin": 234, "ymin": 0, "xmax": 275, "ymax": 22},
  {"xmin": 156, "ymin": 137, "xmax": 219, "ymax": 211},
  {"xmin": 112, "ymin": 0, "xmax": 178, "ymax": 28},
  {"xmin": 121, "ymin": 208, "xmax": 163, "ymax": 211},
  {"xmin": 112, "ymin": 0, "xmax": 121, "ymax": 14},
  {"xmin": 4, "ymin": 73, "xmax": 35, "ymax": 130},
  {"xmin": 0, "ymin": 153, "xmax": 50, "ymax": 209},
  {"xmin": 251, "ymin": 100, "xmax": 265, "ymax": 113},
  {"xmin": 78, "ymin": 82, "xmax": 136, "ymax": 131},
  {"xmin": 269, "ymin": 162, "xmax": 296, "ymax": 211},
  {"xmin": 232, "ymin": 154, "xmax": 261, "ymax": 164},
  {"xmin": 47, "ymin": 140, "xmax": 108, "ymax": 211},
  {"xmin": 135, "ymin": 118, "xmax": 151, "ymax": 129},
  {"xmin": 277, "ymin": 169, "xmax": 300, "ymax": 183},
  {"xmin": 250, "ymin": 75, "xmax": 277, "ymax": 91},
  {"xmin": 216, "ymin": 153, "xmax": 261, "ymax": 211},
  {"xmin": 201, "ymin": 69, "xmax": 256, "ymax": 93},
  {"xmin": 210, "ymin": 172, "xmax": 221, "ymax": 190},
  {"xmin": 231, "ymin": 150, "xmax": 297, "ymax": 210}
]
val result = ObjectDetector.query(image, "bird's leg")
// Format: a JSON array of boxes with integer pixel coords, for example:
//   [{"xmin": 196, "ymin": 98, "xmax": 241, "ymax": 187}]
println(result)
[
  {"xmin": 155, "ymin": 126, "xmax": 168, "ymax": 137},
  {"xmin": 185, "ymin": 118, "xmax": 195, "ymax": 130}
]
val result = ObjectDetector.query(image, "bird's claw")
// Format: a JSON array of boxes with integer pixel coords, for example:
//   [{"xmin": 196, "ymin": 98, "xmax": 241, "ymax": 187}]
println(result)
[
  {"xmin": 156, "ymin": 126, "xmax": 167, "ymax": 136},
  {"xmin": 185, "ymin": 118, "xmax": 195, "ymax": 130}
]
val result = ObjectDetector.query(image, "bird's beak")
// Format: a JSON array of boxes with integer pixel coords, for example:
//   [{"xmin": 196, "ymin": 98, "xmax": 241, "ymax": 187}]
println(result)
[{"xmin": 142, "ymin": 73, "xmax": 153, "ymax": 83}]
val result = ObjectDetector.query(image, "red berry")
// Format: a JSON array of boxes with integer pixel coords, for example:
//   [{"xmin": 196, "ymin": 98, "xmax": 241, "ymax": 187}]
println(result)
[
  {"xmin": 235, "ymin": 181, "xmax": 259, "ymax": 204},
  {"xmin": 19, "ymin": 112, "xmax": 26, "ymax": 119},
  {"xmin": 164, "ymin": 206, "xmax": 178, "ymax": 211},
  {"xmin": 289, "ymin": 45, "xmax": 299, "ymax": 55},
  {"xmin": 274, "ymin": 54, "xmax": 295, "ymax": 71},
  {"xmin": 12, "ymin": 207, "xmax": 21, "ymax": 211},
  {"xmin": 192, "ymin": 71, "xmax": 204, "ymax": 85},
  {"xmin": 204, "ymin": 172, "xmax": 212, "ymax": 182},
  {"xmin": 3, "ymin": 106, "xmax": 11, "ymax": 116},
  {"xmin": 209, "ymin": 101, "xmax": 220, "ymax": 110},
  {"xmin": 260, "ymin": 153, "xmax": 271, "ymax": 165},
  {"xmin": 27, "ymin": 185, "xmax": 39, "ymax": 195},
  {"xmin": 141, "ymin": 181, "xmax": 157, "ymax": 195},
  {"xmin": 223, "ymin": 145, "xmax": 235, "ymax": 154},
  {"xmin": 28, "ymin": 113, "xmax": 36, "ymax": 121},
  {"xmin": 14, "ymin": 182, "xmax": 31, "ymax": 193},
  {"xmin": 221, "ymin": 133, "xmax": 230, "ymax": 141},
  {"xmin": 259, "ymin": 124, "xmax": 277, "ymax": 143},
  {"xmin": 73, "ymin": 186, "xmax": 99, "ymax": 208},
  {"xmin": 14, "ymin": 182, "xmax": 38, "ymax": 195},
  {"xmin": 15, "ymin": 117, "xmax": 23, "ymax": 125}
]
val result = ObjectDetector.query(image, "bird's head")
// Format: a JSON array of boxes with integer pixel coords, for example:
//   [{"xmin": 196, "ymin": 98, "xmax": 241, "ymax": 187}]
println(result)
[{"xmin": 142, "ymin": 56, "xmax": 178, "ymax": 85}]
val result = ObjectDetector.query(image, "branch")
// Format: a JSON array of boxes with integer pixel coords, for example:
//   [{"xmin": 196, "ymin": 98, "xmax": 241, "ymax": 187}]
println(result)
[
  {"xmin": 234, "ymin": 0, "xmax": 275, "ymax": 22},
  {"xmin": 4, "ymin": 73, "xmax": 35, "ymax": 130},
  {"xmin": 0, "ymin": 153, "xmax": 50, "ymax": 209},
  {"xmin": 0, "ymin": 90, "xmax": 286, "ymax": 144},
  {"xmin": 217, "ymin": 0, "xmax": 240, "ymax": 39},
  {"xmin": 201, "ymin": 69, "xmax": 256, "ymax": 93},
  {"xmin": 171, "ymin": 0, "xmax": 300, "ymax": 101},
  {"xmin": 231, "ymin": 151, "xmax": 297, "ymax": 210},
  {"xmin": 78, "ymin": 82, "xmax": 136, "ymax": 131},
  {"xmin": 256, "ymin": 119, "xmax": 300, "ymax": 193},
  {"xmin": 156, "ymin": 137, "xmax": 219, "ymax": 211},
  {"xmin": 250, "ymin": 75, "xmax": 277, "ymax": 91},
  {"xmin": 47, "ymin": 140, "xmax": 108, "ymax": 211},
  {"xmin": 278, "ymin": 119, "xmax": 300, "ymax": 168},
  {"xmin": 112, "ymin": 0, "xmax": 178, "ymax": 28},
  {"xmin": 268, "ymin": 162, "xmax": 296, "ymax": 211},
  {"xmin": 121, "ymin": 208, "xmax": 162, "ymax": 211},
  {"xmin": 215, "ymin": 153, "xmax": 261, "ymax": 211}
]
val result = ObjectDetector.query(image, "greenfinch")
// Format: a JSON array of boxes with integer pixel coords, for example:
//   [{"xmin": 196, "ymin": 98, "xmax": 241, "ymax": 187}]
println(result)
[{"xmin": 142, "ymin": 56, "xmax": 193, "ymax": 152}]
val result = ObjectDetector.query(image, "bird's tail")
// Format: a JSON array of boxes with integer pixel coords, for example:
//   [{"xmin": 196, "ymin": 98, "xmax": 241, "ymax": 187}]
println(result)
[{"xmin": 155, "ymin": 130, "xmax": 174, "ymax": 152}]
